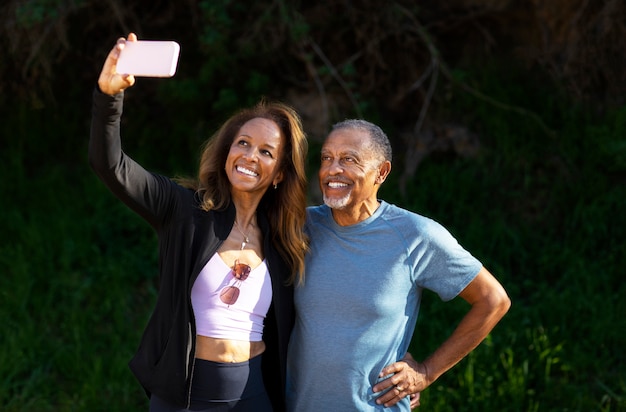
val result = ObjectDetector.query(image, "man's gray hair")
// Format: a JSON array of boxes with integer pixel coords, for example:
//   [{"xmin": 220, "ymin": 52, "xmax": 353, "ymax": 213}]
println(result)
[{"xmin": 331, "ymin": 119, "xmax": 393, "ymax": 163}]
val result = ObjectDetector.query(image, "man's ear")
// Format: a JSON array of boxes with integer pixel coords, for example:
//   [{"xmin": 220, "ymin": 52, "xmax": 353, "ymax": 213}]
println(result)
[{"xmin": 376, "ymin": 160, "xmax": 392, "ymax": 184}]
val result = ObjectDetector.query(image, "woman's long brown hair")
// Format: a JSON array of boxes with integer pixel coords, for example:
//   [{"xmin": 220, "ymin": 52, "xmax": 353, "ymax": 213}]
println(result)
[{"xmin": 179, "ymin": 100, "xmax": 308, "ymax": 285}]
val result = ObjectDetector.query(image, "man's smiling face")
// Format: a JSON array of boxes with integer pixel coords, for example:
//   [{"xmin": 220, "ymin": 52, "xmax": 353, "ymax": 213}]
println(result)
[{"xmin": 318, "ymin": 128, "xmax": 382, "ymax": 212}]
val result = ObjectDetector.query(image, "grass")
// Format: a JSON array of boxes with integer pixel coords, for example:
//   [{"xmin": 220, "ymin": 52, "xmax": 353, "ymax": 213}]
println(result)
[{"xmin": 1, "ymin": 77, "xmax": 625, "ymax": 411}]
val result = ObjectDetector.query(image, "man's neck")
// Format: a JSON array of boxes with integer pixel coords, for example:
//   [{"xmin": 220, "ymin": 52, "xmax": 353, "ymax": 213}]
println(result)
[{"xmin": 331, "ymin": 199, "xmax": 381, "ymax": 226}]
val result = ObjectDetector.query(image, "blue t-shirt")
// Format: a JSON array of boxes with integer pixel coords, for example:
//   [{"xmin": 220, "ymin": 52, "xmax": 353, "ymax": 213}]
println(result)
[{"xmin": 286, "ymin": 201, "xmax": 482, "ymax": 411}]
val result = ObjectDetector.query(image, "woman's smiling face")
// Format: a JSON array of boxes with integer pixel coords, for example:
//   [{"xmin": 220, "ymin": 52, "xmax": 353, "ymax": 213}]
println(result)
[{"xmin": 225, "ymin": 117, "xmax": 285, "ymax": 197}]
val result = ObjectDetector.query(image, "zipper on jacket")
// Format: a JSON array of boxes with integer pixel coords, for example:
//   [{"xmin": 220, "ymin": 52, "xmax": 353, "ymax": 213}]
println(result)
[{"xmin": 186, "ymin": 322, "xmax": 196, "ymax": 409}]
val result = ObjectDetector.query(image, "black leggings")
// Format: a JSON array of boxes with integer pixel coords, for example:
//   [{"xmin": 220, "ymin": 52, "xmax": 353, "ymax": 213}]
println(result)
[{"xmin": 149, "ymin": 356, "xmax": 273, "ymax": 412}]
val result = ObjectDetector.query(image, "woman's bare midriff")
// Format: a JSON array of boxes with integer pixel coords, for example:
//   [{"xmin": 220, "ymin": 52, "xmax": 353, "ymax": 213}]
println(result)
[{"xmin": 195, "ymin": 335, "xmax": 266, "ymax": 363}]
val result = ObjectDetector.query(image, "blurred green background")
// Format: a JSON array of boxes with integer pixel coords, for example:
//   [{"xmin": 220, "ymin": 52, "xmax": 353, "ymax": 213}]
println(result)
[{"xmin": 1, "ymin": 1, "xmax": 624, "ymax": 411}]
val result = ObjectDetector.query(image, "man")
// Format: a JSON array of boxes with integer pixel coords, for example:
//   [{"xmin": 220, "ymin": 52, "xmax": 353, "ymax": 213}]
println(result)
[{"xmin": 286, "ymin": 119, "xmax": 511, "ymax": 410}]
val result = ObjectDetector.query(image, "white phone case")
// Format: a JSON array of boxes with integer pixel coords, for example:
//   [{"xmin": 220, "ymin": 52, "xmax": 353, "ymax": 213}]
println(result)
[{"xmin": 117, "ymin": 40, "xmax": 180, "ymax": 78}]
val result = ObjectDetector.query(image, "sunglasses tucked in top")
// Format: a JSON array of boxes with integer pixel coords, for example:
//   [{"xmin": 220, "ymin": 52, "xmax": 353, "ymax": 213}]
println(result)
[{"xmin": 191, "ymin": 253, "xmax": 273, "ymax": 342}]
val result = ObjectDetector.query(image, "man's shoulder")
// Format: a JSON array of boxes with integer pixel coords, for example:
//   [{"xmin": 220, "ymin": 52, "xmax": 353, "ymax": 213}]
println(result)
[
  {"xmin": 379, "ymin": 201, "xmax": 445, "ymax": 234},
  {"xmin": 379, "ymin": 201, "xmax": 424, "ymax": 221},
  {"xmin": 306, "ymin": 204, "xmax": 328, "ymax": 221}
]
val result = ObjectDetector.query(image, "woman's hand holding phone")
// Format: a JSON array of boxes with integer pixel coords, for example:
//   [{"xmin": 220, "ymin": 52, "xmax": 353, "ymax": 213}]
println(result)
[
  {"xmin": 98, "ymin": 33, "xmax": 138, "ymax": 96},
  {"xmin": 98, "ymin": 32, "xmax": 180, "ymax": 96}
]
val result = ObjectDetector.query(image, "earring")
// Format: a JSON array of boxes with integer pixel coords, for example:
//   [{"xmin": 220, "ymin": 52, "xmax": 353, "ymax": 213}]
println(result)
[{"xmin": 274, "ymin": 183, "xmax": 278, "ymax": 190}]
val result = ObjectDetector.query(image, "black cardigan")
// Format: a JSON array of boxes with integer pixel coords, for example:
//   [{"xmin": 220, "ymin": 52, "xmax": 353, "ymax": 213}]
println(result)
[{"xmin": 88, "ymin": 88, "xmax": 294, "ymax": 410}]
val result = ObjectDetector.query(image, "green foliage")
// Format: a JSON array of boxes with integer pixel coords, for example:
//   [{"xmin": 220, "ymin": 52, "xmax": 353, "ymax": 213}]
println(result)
[
  {"xmin": 392, "ymin": 65, "xmax": 626, "ymax": 411},
  {"xmin": 0, "ymin": 103, "xmax": 157, "ymax": 411},
  {"xmin": 14, "ymin": 0, "xmax": 77, "ymax": 27},
  {"xmin": 187, "ymin": 0, "xmax": 310, "ymax": 116}
]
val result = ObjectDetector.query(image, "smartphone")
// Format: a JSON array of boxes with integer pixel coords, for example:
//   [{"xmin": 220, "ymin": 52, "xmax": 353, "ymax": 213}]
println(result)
[{"xmin": 117, "ymin": 40, "xmax": 180, "ymax": 78}]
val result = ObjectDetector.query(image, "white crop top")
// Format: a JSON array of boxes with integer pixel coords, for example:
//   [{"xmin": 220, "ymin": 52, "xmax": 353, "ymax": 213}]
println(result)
[{"xmin": 191, "ymin": 253, "xmax": 272, "ymax": 342}]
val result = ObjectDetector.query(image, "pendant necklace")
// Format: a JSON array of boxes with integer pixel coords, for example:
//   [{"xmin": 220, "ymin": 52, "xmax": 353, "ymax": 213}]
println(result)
[{"xmin": 234, "ymin": 221, "xmax": 251, "ymax": 250}]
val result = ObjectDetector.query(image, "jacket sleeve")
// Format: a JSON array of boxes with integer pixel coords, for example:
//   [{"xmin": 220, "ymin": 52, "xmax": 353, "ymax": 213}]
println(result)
[{"xmin": 88, "ymin": 87, "xmax": 177, "ymax": 230}]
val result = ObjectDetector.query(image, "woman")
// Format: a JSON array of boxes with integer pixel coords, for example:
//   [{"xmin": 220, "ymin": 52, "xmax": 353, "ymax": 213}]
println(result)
[{"xmin": 89, "ymin": 33, "xmax": 308, "ymax": 411}]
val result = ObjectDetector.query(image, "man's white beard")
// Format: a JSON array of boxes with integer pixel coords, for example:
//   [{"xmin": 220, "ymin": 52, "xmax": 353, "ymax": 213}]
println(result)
[{"xmin": 323, "ymin": 192, "xmax": 350, "ymax": 209}]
